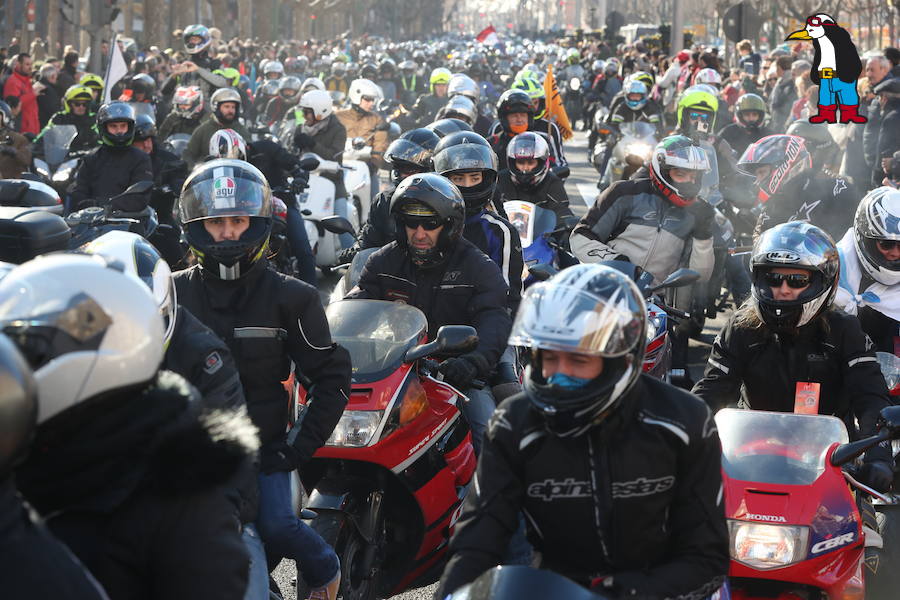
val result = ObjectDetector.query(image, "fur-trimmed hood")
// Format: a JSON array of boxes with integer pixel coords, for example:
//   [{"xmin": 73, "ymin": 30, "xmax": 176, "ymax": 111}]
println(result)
[{"xmin": 16, "ymin": 370, "xmax": 259, "ymax": 516}]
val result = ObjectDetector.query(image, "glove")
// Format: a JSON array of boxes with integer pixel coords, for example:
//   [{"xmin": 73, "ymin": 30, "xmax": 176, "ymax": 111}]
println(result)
[
  {"xmin": 686, "ymin": 199, "xmax": 715, "ymax": 240},
  {"xmin": 338, "ymin": 246, "xmax": 358, "ymax": 265},
  {"xmin": 294, "ymin": 132, "xmax": 316, "ymax": 151},
  {"xmin": 290, "ymin": 170, "xmax": 310, "ymax": 195},
  {"xmin": 439, "ymin": 352, "xmax": 491, "ymax": 389},
  {"xmin": 613, "ymin": 254, "xmax": 631, "ymax": 263},
  {"xmin": 859, "ymin": 460, "xmax": 894, "ymax": 493},
  {"xmin": 259, "ymin": 440, "xmax": 302, "ymax": 475},
  {"xmin": 0, "ymin": 146, "xmax": 16, "ymax": 156}
]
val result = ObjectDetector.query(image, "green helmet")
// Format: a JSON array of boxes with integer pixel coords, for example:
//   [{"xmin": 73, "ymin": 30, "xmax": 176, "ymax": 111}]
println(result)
[
  {"xmin": 214, "ymin": 67, "xmax": 241, "ymax": 87},
  {"xmin": 430, "ymin": 67, "xmax": 452, "ymax": 93},
  {"xmin": 734, "ymin": 93, "xmax": 767, "ymax": 128},
  {"xmin": 676, "ymin": 87, "xmax": 719, "ymax": 133},
  {"xmin": 566, "ymin": 48, "xmax": 580, "ymax": 65},
  {"xmin": 511, "ymin": 76, "xmax": 546, "ymax": 119},
  {"xmin": 627, "ymin": 70, "xmax": 654, "ymax": 89}
]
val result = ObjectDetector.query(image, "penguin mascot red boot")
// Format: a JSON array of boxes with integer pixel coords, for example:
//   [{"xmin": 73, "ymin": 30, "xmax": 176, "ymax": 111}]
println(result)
[{"xmin": 786, "ymin": 13, "xmax": 866, "ymax": 124}]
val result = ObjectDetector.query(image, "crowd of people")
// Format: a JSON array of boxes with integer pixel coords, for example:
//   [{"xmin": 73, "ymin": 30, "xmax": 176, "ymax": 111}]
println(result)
[{"xmin": 0, "ymin": 18, "xmax": 899, "ymax": 600}]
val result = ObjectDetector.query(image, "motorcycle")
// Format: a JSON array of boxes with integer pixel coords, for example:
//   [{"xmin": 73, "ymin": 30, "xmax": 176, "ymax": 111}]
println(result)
[
  {"xmin": 587, "ymin": 106, "xmax": 611, "ymax": 173},
  {"xmin": 162, "ymin": 133, "xmax": 191, "ymax": 159},
  {"xmin": 295, "ymin": 299, "xmax": 478, "ymax": 599},
  {"xmin": 448, "ymin": 566, "xmax": 612, "ymax": 600},
  {"xmin": 297, "ymin": 152, "xmax": 360, "ymax": 272},
  {"xmin": 64, "ymin": 181, "xmax": 162, "ymax": 248},
  {"xmin": 598, "ymin": 121, "xmax": 657, "ymax": 191},
  {"xmin": 0, "ymin": 178, "xmax": 64, "ymax": 215},
  {"xmin": 328, "ymin": 246, "xmax": 379, "ymax": 304},
  {"xmin": 32, "ymin": 124, "xmax": 89, "ymax": 199},
  {"xmin": 342, "ymin": 137, "xmax": 374, "ymax": 222},
  {"xmin": 564, "ymin": 77, "xmax": 584, "ymax": 129},
  {"xmin": 502, "ymin": 200, "xmax": 577, "ymax": 288},
  {"xmin": 717, "ymin": 406, "xmax": 900, "ymax": 600}
]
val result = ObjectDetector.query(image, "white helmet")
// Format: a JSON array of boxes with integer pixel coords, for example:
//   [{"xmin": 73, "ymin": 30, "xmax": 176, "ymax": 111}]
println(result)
[
  {"xmin": 0, "ymin": 254, "xmax": 164, "ymax": 424},
  {"xmin": 448, "ymin": 73, "xmax": 480, "ymax": 101},
  {"xmin": 695, "ymin": 68, "xmax": 722, "ymax": 86},
  {"xmin": 299, "ymin": 89, "xmax": 334, "ymax": 121},
  {"xmin": 301, "ymin": 76, "xmax": 326, "ymax": 93},
  {"xmin": 208, "ymin": 128, "xmax": 248, "ymax": 161},
  {"xmin": 437, "ymin": 95, "xmax": 476, "ymax": 125},
  {"xmin": 263, "ymin": 60, "xmax": 284, "ymax": 77},
  {"xmin": 854, "ymin": 187, "xmax": 900, "ymax": 286},
  {"xmin": 80, "ymin": 231, "xmax": 177, "ymax": 347},
  {"xmin": 348, "ymin": 78, "xmax": 383, "ymax": 107}
]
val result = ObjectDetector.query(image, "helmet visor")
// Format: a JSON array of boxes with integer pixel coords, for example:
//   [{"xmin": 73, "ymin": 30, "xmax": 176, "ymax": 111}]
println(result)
[
  {"xmin": 433, "ymin": 144, "xmax": 497, "ymax": 175},
  {"xmin": 386, "ymin": 138, "xmax": 433, "ymax": 168},
  {"xmin": 180, "ymin": 163, "xmax": 272, "ymax": 222},
  {"xmin": 509, "ymin": 282, "xmax": 645, "ymax": 357}
]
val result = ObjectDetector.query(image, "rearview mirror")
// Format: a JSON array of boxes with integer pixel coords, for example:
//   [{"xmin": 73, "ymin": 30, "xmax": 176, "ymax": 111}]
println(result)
[
  {"xmin": 320, "ymin": 215, "xmax": 355, "ymax": 235},
  {"xmin": 121, "ymin": 180, "xmax": 154, "ymax": 196},
  {"xmin": 404, "ymin": 325, "xmax": 478, "ymax": 362},
  {"xmin": 298, "ymin": 155, "xmax": 320, "ymax": 171},
  {"xmin": 528, "ymin": 263, "xmax": 558, "ymax": 281},
  {"xmin": 647, "ymin": 268, "xmax": 700, "ymax": 294},
  {"xmin": 351, "ymin": 136, "xmax": 367, "ymax": 150}
]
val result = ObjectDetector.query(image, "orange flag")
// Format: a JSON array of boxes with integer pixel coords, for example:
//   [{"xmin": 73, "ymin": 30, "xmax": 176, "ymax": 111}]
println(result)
[{"xmin": 543, "ymin": 64, "xmax": 573, "ymax": 140}]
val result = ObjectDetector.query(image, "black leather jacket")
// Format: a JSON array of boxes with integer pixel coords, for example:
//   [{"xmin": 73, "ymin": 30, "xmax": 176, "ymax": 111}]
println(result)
[
  {"xmin": 174, "ymin": 262, "xmax": 351, "ymax": 458},
  {"xmin": 437, "ymin": 376, "xmax": 729, "ymax": 599}
]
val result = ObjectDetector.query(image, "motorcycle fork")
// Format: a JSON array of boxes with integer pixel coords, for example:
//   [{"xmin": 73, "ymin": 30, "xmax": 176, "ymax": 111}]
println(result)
[{"xmin": 358, "ymin": 488, "xmax": 385, "ymax": 579}]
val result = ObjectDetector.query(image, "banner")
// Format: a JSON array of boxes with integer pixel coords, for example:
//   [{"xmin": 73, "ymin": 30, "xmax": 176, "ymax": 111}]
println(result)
[
  {"xmin": 103, "ymin": 35, "xmax": 128, "ymax": 104},
  {"xmin": 475, "ymin": 25, "xmax": 499, "ymax": 45},
  {"xmin": 543, "ymin": 64, "xmax": 573, "ymax": 141}
]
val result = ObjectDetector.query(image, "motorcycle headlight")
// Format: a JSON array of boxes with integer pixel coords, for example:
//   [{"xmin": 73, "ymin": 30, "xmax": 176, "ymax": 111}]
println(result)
[
  {"xmin": 325, "ymin": 410, "xmax": 383, "ymax": 447},
  {"xmin": 34, "ymin": 159, "xmax": 50, "ymax": 179},
  {"xmin": 728, "ymin": 520, "xmax": 809, "ymax": 570},
  {"xmin": 646, "ymin": 315, "xmax": 663, "ymax": 343},
  {"xmin": 624, "ymin": 142, "xmax": 652, "ymax": 159},
  {"xmin": 52, "ymin": 168, "xmax": 72, "ymax": 182}
]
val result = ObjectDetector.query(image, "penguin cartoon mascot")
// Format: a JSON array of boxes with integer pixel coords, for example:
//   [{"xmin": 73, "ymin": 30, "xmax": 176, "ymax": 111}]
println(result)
[{"xmin": 786, "ymin": 13, "xmax": 866, "ymax": 124}]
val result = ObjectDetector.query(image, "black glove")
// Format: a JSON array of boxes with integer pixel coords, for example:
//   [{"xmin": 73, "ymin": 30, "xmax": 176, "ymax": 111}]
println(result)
[
  {"xmin": 859, "ymin": 460, "xmax": 894, "ymax": 493},
  {"xmin": 439, "ymin": 352, "xmax": 491, "ymax": 389},
  {"xmin": 0, "ymin": 145, "xmax": 16, "ymax": 156},
  {"xmin": 294, "ymin": 132, "xmax": 316, "ymax": 151},
  {"xmin": 259, "ymin": 440, "xmax": 302, "ymax": 475},
  {"xmin": 686, "ymin": 199, "xmax": 715, "ymax": 240},
  {"xmin": 613, "ymin": 253, "xmax": 631, "ymax": 263},
  {"xmin": 290, "ymin": 170, "xmax": 310, "ymax": 195},
  {"xmin": 338, "ymin": 246, "xmax": 358, "ymax": 265}
]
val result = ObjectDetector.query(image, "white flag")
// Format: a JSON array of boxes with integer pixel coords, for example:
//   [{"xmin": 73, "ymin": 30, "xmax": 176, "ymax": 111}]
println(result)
[{"xmin": 103, "ymin": 35, "xmax": 128, "ymax": 104}]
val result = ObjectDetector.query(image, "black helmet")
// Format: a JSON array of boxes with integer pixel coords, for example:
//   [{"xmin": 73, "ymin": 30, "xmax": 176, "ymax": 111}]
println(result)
[
  {"xmin": 128, "ymin": 73, "xmax": 156, "ymax": 99},
  {"xmin": 425, "ymin": 118, "xmax": 473, "ymax": 138},
  {"xmin": 97, "ymin": 101, "xmax": 136, "ymax": 146},
  {"xmin": 432, "ymin": 131, "xmax": 498, "ymax": 215},
  {"xmin": 133, "ymin": 112, "xmax": 157, "ymax": 141},
  {"xmin": 389, "ymin": 173, "xmax": 465, "ymax": 269},
  {"xmin": 0, "ymin": 333, "xmax": 38, "ymax": 476},
  {"xmin": 785, "ymin": 119, "xmax": 839, "ymax": 171},
  {"xmin": 179, "ymin": 159, "xmax": 273, "ymax": 280},
  {"xmin": 385, "ymin": 128, "xmax": 440, "ymax": 185},
  {"xmin": 750, "ymin": 221, "xmax": 839, "ymax": 333},
  {"xmin": 509, "ymin": 264, "xmax": 646, "ymax": 438},
  {"xmin": 497, "ymin": 89, "xmax": 535, "ymax": 135},
  {"xmin": 210, "ymin": 87, "xmax": 242, "ymax": 124}
]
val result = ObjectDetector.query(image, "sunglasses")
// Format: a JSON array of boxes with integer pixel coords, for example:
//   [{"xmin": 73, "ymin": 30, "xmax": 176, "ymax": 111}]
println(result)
[
  {"xmin": 876, "ymin": 240, "xmax": 900, "ymax": 251},
  {"xmin": 401, "ymin": 216, "xmax": 443, "ymax": 230},
  {"xmin": 806, "ymin": 16, "xmax": 833, "ymax": 26},
  {"xmin": 69, "ymin": 101, "xmax": 88, "ymax": 107},
  {"xmin": 763, "ymin": 272, "xmax": 811, "ymax": 289}
]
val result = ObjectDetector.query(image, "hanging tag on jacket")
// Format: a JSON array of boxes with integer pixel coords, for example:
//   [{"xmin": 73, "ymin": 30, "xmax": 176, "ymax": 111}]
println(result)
[{"xmin": 794, "ymin": 382, "xmax": 821, "ymax": 414}]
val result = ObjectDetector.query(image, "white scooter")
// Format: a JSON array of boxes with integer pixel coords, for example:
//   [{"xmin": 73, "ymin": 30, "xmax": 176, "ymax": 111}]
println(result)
[
  {"xmin": 296, "ymin": 153, "xmax": 359, "ymax": 273},
  {"xmin": 341, "ymin": 137, "xmax": 374, "ymax": 223}
]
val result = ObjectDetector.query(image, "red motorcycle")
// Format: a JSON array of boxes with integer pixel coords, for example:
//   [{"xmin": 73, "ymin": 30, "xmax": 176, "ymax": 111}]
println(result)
[
  {"xmin": 295, "ymin": 299, "xmax": 478, "ymax": 600},
  {"xmin": 716, "ymin": 406, "xmax": 900, "ymax": 600}
]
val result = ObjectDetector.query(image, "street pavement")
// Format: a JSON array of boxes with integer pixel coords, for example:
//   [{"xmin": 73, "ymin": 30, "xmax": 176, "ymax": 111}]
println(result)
[{"xmin": 272, "ymin": 129, "xmax": 726, "ymax": 600}]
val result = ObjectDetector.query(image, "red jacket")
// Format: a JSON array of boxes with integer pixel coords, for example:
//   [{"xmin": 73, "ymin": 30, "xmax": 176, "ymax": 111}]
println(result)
[{"xmin": 3, "ymin": 70, "xmax": 38, "ymax": 134}]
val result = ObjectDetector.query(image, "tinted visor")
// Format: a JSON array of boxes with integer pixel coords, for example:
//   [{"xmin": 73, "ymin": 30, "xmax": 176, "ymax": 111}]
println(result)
[
  {"xmin": 180, "ymin": 162, "xmax": 272, "ymax": 222},
  {"xmin": 433, "ymin": 143, "xmax": 497, "ymax": 175},
  {"xmin": 386, "ymin": 138, "xmax": 434, "ymax": 168}
]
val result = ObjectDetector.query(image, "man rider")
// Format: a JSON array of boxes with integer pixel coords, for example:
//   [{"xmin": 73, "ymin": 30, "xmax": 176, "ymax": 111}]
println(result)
[
  {"xmin": 411, "ymin": 67, "xmax": 451, "ymax": 127},
  {"xmin": 488, "ymin": 89, "xmax": 567, "ymax": 174},
  {"xmin": 158, "ymin": 85, "xmax": 205, "ymax": 140},
  {"xmin": 436, "ymin": 263, "xmax": 729, "ymax": 599},
  {"xmin": 34, "ymin": 84, "xmax": 98, "ymax": 152},
  {"xmin": 70, "ymin": 101, "xmax": 153, "ymax": 212},
  {"xmin": 606, "ymin": 79, "xmax": 664, "ymax": 136},
  {"xmin": 717, "ymin": 93, "xmax": 774, "ymax": 157},
  {"xmin": 184, "ymin": 87, "xmax": 249, "ymax": 168},
  {"xmin": 131, "ymin": 112, "xmax": 188, "ymax": 267},
  {"xmin": 159, "ymin": 24, "xmax": 227, "ymax": 101},
  {"xmin": 345, "ymin": 173, "xmax": 511, "ymax": 454},
  {"xmin": 336, "ymin": 78, "xmax": 389, "ymax": 171}
]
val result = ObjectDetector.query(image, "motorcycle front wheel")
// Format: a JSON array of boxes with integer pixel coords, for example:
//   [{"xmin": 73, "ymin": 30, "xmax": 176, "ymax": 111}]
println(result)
[{"xmin": 295, "ymin": 512, "xmax": 382, "ymax": 600}]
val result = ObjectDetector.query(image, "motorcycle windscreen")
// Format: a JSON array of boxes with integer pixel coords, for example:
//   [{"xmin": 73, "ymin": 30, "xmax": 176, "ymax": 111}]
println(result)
[
  {"xmin": 504, "ymin": 201, "xmax": 556, "ymax": 247},
  {"xmin": 41, "ymin": 125, "xmax": 78, "ymax": 168},
  {"xmin": 716, "ymin": 409, "xmax": 848, "ymax": 486},
  {"xmin": 326, "ymin": 299, "xmax": 427, "ymax": 383}
]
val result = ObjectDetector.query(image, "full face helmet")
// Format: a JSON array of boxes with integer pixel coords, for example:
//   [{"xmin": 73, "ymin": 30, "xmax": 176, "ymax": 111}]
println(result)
[
  {"xmin": 183, "ymin": 24, "xmax": 212, "ymax": 55},
  {"xmin": 750, "ymin": 221, "xmax": 839, "ymax": 332},
  {"xmin": 734, "ymin": 93, "xmax": 767, "ymax": 130},
  {"xmin": 432, "ymin": 131, "xmax": 499, "ymax": 215},
  {"xmin": 96, "ymin": 101, "xmax": 136, "ymax": 146},
  {"xmin": 509, "ymin": 264, "xmax": 646, "ymax": 438},
  {"xmin": 737, "ymin": 134, "xmax": 812, "ymax": 203},
  {"xmin": 426, "ymin": 118, "xmax": 473, "ymax": 138},
  {"xmin": 172, "ymin": 85, "xmax": 204, "ymax": 118},
  {"xmin": 649, "ymin": 135, "xmax": 711, "ymax": 207},
  {"xmin": 506, "ymin": 132, "xmax": 550, "ymax": 189},
  {"xmin": 497, "ymin": 89, "xmax": 535, "ymax": 135},
  {"xmin": 622, "ymin": 79, "xmax": 649, "ymax": 111},
  {"xmin": 385, "ymin": 127, "xmax": 440, "ymax": 185},
  {"xmin": 179, "ymin": 159, "xmax": 273, "ymax": 280},
  {"xmin": 853, "ymin": 187, "xmax": 900, "ymax": 286},
  {"xmin": 676, "ymin": 86, "xmax": 719, "ymax": 137},
  {"xmin": 208, "ymin": 128, "xmax": 247, "ymax": 161}
]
